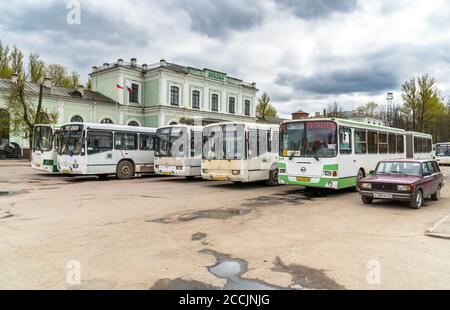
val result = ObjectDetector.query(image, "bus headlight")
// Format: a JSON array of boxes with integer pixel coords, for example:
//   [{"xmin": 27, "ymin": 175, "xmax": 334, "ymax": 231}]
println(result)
[
  {"xmin": 324, "ymin": 171, "xmax": 338, "ymax": 177},
  {"xmin": 176, "ymin": 166, "xmax": 183, "ymax": 170},
  {"xmin": 232, "ymin": 170, "xmax": 240, "ymax": 175},
  {"xmin": 279, "ymin": 169, "xmax": 286, "ymax": 174},
  {"xmin": 155, "ymin": 165, "xmax": 159, "ymax": 169},
  {"xmin": 359, "ymin": 182, "xmax": 372, "ymax": 189},
  {"xmin": 202, "ymin": 169, "xmax": 209, "ymax": 174}
]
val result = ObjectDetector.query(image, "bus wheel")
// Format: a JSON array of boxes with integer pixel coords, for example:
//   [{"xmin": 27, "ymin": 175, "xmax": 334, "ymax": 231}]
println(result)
[
  {"xmin": 354, "ymin": 169, "xmax": 365, "ymax": 192},
  {"xmin": 185, "ymin": 176, "xmax": 196, "ymax": 180},
  {"xmin": 117, "ymin": 161, "xmax": 134, "ymax": 180},
  {"xmin": 266, "ymin": 168, "xmax": 279, "ymax": 186}
]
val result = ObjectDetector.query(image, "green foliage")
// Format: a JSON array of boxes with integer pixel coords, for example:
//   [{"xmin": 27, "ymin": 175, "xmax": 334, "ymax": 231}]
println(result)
[
  {"xmin": 0, "ymin": 41, "xmax": 12, "ymax": 79},
  {"xmin": 85, "ymin": 77, "xmax": 92, "ymax": 90},
  {"xmin": 356, "ymin": 101, "xmax": 379, "ymax": 118},
  {"xmin": 256, "ymin": 92, "xmax": 278, "ymax": 119},
  {"xmin": 28, "ymin": 52, "xmax": 45, "ymax": 83}
]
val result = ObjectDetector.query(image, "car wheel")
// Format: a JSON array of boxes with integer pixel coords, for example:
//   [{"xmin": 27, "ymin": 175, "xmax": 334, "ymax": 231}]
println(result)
[
  {"xmin": 266, "ymin": 168, "xmax": 279, "ymax": 186},
  {"xmin": 361, "ymin": 195, "xmax": 373, "ymax": 205},
  {"xmin": 116, "ymin": 161, "xmax": 134, "ymax": 180},
  {"xmin": 431, "ymin": 187, "xmax": 441, "ymax": 201},
  {"xmin": 410, "ymin": 190, "xmax": 423, "ymax": 209}
]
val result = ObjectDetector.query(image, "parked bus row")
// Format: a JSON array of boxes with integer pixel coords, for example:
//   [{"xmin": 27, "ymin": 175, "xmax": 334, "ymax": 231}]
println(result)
[{"xmin": 31, "ymin": 118, "xmax": 435, "ymax": 190}]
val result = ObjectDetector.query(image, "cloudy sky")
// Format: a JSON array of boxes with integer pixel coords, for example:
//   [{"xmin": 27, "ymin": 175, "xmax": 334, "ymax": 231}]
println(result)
[{"xmin": 1, "ymin": 0, "xmax": 450, "ymax": 118}]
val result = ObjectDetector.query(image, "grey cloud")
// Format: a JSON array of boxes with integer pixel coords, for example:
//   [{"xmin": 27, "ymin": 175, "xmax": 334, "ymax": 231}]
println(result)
[
  {"xmin": 275, "ymin": 0, "xmax": 358, "ymax": 19},
  {"xmin": 174, "ymin": 0, "xmax": 264, "ymax": 38},
  {"xmin": 276, "ymin": 67, "xmax": 399, "ymax": 95},
  {"xmin": 1, "ymin": 1, "xmax": 148, "ymax": 46}
]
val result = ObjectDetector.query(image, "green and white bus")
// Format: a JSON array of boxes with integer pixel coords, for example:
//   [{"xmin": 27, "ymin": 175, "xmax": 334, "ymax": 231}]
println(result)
[
  {"xmin": 278, "ymin": 118, "xmax": 432, "ymax": 190},
  {"xmin": 31, "ymin": 124, "xmax": 61, "ymax": 173}
]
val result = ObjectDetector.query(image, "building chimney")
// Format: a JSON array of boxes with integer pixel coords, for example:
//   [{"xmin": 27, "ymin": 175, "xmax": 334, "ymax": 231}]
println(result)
[
  {"xmin": 160, "ymin": 59, "xmax": 167, "ymax": 67},
  {"xmin": 117, "ymin": 58, "xmax": 124, "ymax": 65},
  {"xmin": 76, "ymin": 85, "xmax": 84, "ymax": 96},
  {"xmin": 142, "ymin": 63, "xmax": 148, "ymax": 71},
  {"xmin": 11, "ymin": 73, "xmax": 18, "ymax": 83},
  {"xmin": 92, "ymin": 66, "xmax": 98, "ymax": 73},
  {"xmin": 251, "ymin": 82, "xmax": 256, "ymax": 88},
  {"xmin": 103, "ymin": 63, "xmax": 109, "ymax": 67},
  {"xmin": 43, "ymin": 77, "xmax": 52, "ymax": 88},
  {"xmin": 130, "ymin": 58, "xmax": 137, "ymax": 66}
]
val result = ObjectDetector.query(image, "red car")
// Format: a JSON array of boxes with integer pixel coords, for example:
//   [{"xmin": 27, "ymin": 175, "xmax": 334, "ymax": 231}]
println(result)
[{"xmin": 358, "ymin": 159, "xmax": 444, "ymax": 209}]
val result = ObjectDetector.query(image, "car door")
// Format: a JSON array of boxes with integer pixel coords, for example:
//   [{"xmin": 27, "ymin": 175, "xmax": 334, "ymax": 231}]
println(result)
[{"xmin": 421, "ymin": 162, "xmax": 433, "ymax": 197}]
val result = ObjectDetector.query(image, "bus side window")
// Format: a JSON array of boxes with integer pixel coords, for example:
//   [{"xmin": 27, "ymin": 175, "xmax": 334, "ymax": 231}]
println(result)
[
  {"xmin": 115, "ymin": 132, "xmax": 138, "ymax": 150},
  {"xmin": 388, "ymin": 134, "xmax": 396, "ymax": 154},
  {"xmin": 396, "ymin": 135, "xmax": 404, "ymax": 153},
  {"xmin": 87, "ymin": 131, "xmax": 113, "ymax": 155},
  {"xmin": 378, "ymin": 133, "xmax": 388, "ymax": 154},
  {"xmin": 368, "ymin": 131, "xmax": 378, "ymax": 154},
  {"xmin": 271, "ymin": 131, "xmax": 279, "ymax": 155},
  {"xmin": 354, "ymin": 129, "xmax": 367, "ymax": 154},
  {"xmin": 139, "ymin": 133, "xmax": 154, "ymax": 151},
  {"xmin": 339, "ymin": 127, "xmax": 352, "ymax": 155},
  {"xmin": 248, "ymin": 129, "xmax": 258, "ymax": 159}
]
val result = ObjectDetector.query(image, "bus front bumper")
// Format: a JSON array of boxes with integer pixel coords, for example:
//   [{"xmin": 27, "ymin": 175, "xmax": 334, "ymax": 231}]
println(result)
[
  {"xmin": 202, "ymin": 170, "xmax": 247, "ymax": 182},
  {"xmin": 278, "ymin": 174, "xmax": 356, "ymax": 189}
]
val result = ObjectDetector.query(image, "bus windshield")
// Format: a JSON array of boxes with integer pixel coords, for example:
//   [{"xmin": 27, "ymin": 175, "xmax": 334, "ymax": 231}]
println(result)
[
  {"xmin": 280, "ymin": 121, "xmax": 337, "ymax": 158},
  {"xmin": 436, "ymin": 144, "xmax": 450, "ymax": 156},
  {"xmin": 155, "ymin": 127, "xmax": 188, "ymax": 158},
  {"xmin": 33, "ymin": 126, "xmax": 53, "ymax": 152},
  {"xmin": 203, "ymin": 124, "xmax": 245, "ymax": 160},
  {"xmin": 59, "ymin": 125, "xmax": 83, "ymax": 156}
]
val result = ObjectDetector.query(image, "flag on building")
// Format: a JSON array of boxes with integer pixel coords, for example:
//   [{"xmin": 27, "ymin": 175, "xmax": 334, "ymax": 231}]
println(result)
[
  {"xmin": 126, "ymin": 81, "xmax": 133, "ymax": 93},
  {"xmin": 116, "ymin": 84, "xmax": 124, "ymax": 90}
]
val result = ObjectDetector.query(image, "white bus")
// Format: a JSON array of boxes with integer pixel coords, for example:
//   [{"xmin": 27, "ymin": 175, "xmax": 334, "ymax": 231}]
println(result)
[
  {"xmin": 31, "ymin": 124, "xmax": 61, "ymax": 173},
  {"xmin": 278, "ymin": 118, "xmax": 433, "ymax": 190},
  {"xmin": 407, "ymin": 131, "xmax": 433, "ymax": 160},
  {"xmin": 57, "ymin": 123, "xmax": 156, "ymax": 180},
  {"xmin": 154, "ymin": 125, "xmax": 203, "ymax": 178},
  {"xmin": 202, "ymin": 122, "xmax": 280, "ymax": 185},
  {"xmin": 435, "ymin": 142, "xmax": 450, "ymax": 165}
]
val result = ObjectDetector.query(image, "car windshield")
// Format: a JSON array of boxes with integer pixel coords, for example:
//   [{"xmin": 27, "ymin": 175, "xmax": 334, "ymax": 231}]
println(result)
[
  {"xmin": 375, "ymin": 161, "xmax": 421, "ymax": 176},
  {"xmin": 203, "ymin": 124, "xmax": 245, "ymax": 160},
  {"xmin": 280, "ymin": 121, "xmax": 337, "ymax": 158},
  {"xmin": 436, "ymin": 144, "xmax": 450, "ymax": 156},
  {"xmin": 33, "ymin": 126, "xmax": 53, "ymax": 152},
  {"xmin": 59, "ymin": 125, "xmax": 83, "ymax": 156}
]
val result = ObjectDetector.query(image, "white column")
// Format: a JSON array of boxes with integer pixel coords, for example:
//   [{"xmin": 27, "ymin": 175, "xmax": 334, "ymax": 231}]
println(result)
[
  {"xmin": 159, "ymin": 73, "xmax": 167, "ymax": 106},
  {"xmin": 57, "ymin": 101, "xmax": 64, "ymax": 124},
  {"xmin": 222, "ymin": 89, "xmax": 227, "ymax": 113},
  {"xmin": 203, "ymin": 85, "xmax": 208, "ymax": 111},
  {"xmin": 158, "ymin": 109, "xmax": 165, "ymax": 127},
  {"xmin": 118, "ymin": 76, "xmax": 124, "ymax": 106},
  {"xmin": 183, "ymin": 80, "xmax": 190, "ymax": 108},
  {"xmin": 119, "ymin": 108, "xmax": 124, "ymax": 125},
  {"xmin": 238, "ymin": 93, "xmax": 243, "ymax": 115}
]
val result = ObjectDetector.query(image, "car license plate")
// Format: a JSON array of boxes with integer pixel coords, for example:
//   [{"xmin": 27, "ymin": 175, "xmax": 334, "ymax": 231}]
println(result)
[
  {"xmin": 62, "ymin": 169, "xmax": 70, "ymax": 174},
  {"xmin": 213, "ymin": 176, "xmax": 225, "ymax": 181},
  {"xmin": 162, "ymin": 172, "xmax": 173, "ymax": 175},
  {"xmin": 374, "ymin": 193, "xmax": 393, "ymax": 199},
  {"xmin": 296, "ymin": 177, "xmax": 311, "ymax": 182}
]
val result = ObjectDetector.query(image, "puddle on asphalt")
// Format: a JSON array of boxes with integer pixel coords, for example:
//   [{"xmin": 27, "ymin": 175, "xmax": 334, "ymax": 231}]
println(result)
[
  {"xmin": 192, "ymin": 232, "xmax": 207, "ymax": 241},
  {"xmin": 0, "ymin": 190, "xmax": 28, "ymax": 198},
  {"xmin": 151, "ymin": 249, "xmax": 345, "ymax": 290},
  {"xmin": 272, "ymin": 257, "xmax": 345, "ymax": 290},
  {"xmin": 148, "ymin": 208, "xmax": 252, "ymax": 224}
]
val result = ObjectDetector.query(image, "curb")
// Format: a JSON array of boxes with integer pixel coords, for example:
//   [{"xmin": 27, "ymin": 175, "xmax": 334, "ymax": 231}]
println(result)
[{"xmin": 425, "ymin": 213, "xmax": 450, "ymax": 240}]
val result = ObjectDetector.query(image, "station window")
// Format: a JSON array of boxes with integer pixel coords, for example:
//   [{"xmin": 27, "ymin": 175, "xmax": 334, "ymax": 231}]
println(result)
[
  {"xmin": 170, "ymin": 86, "xmax": 179, "ymax": 106},
  {"xmin": 211, "ymin": 94, "xmax": 219, "ymax": 111},
  {"xmin": 378, "ymin": 133, "xmax": 388, "ymax": 154},
  {"xmin": 388, "ymin": 133, "xmax": 396, "ymax": 154},
  {"xmin": 128, "ymin": 121, "xmax": 139, "ymax": 127},
  {"xmin": 397, "ymin": 135, "xmax": 404, "ymax": 153},
  {"xmin": 368, "ymin": 131, "xmax": 378, "ymax": 154},
  {"xmin": 114, "ymin": 132, "xmax": 138, "ymax": 150},
  {"xmin": 339, "ymin": 127, "xmax": 352, "ymax": 155},
  {"xmin": 101, "ymin": 118, "xmax": 113, "ymax": 124},
  {"xmin": 139, "ymin": 133, "xmax": 155, "ymax": 151},
  {"xmin": 244, "ymin": 100, "xmax": 251, "ymax": 116},
  {"xmin": 86, "ymin": 131, "xmax": 113, "ymax": 155},
  {"xmin": 129, "ymin": 83, "xmax": 139, "ymax": 103},
  {"xmin": 354, "ymin": 129, "xmax": 367, "ymax": 154},
  {"xmin": 71, "ymin": 115, "xmax": 83, "ymax": 123},
  {"xmin": 192, "ymin": 90, "xmax": 200, "ymax": 109},
  {"xmin": 228, "ymin": 97, "xmax": 235, "ymax": 114}
]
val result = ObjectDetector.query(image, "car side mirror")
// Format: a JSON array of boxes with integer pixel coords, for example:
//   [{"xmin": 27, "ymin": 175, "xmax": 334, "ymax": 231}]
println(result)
[{"xmin": 369, "ymin": 170, "xmax": 375, "ymax": 175}]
